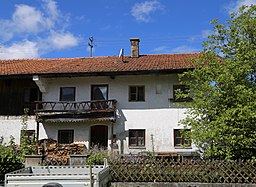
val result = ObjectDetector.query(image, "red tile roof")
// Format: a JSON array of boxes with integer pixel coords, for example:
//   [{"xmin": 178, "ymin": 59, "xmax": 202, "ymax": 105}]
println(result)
[{"xmin": 0, "ymin": 53, "xmax": 199, "ymax": 77}]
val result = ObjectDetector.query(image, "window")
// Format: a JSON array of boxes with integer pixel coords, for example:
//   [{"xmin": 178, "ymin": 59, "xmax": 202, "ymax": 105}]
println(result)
[
  {"xmin": 91, "ymin": 85, "xmax": 109, "ymax": 109},
  {"xmin": 174, "ymin": 129, "xmax": 191, "ymax": 147},
  {"xmin": 24, "ymin": 88, "xmax": 42, "ymax": 114},
  {"xmin": 91, "ymin": 85, "xmax": 108, "ymax": 100},
  {"xmin": 60, "ymin": 87, "xmax": 75, "ymax": 101},
  {"xmin": 24, "ymin": 88, "xmax": 41, "ymax": 102},
  {"xmin": 20, "ymin": 130, "xmax": 35, "ymax": 144},
  {"xmin": 129, "ymin": 129, "xmax": 145, "ymax": 147},
  {"xmin": 173, "ymin": 85, "xmax": 191, "ymax": 102},
  {"xmin": 129, "ymin": 86, "xmax": 145, "ymax": 102},
  {"xmin": 58, "ymin": 130, "xmax": 74, "ymax": 144}
]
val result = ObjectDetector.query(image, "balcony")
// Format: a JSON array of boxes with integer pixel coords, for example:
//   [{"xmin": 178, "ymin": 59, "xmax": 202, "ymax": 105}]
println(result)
[{"xmin": 34, "ymin": 100, "xmax": 117, "ymax": 123}]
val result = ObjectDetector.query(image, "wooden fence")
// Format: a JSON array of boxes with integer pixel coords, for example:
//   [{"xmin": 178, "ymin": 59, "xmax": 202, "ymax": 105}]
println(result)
[{"xmin": 108, "ymin": 158, "xmax": 256, "ymax": 183}]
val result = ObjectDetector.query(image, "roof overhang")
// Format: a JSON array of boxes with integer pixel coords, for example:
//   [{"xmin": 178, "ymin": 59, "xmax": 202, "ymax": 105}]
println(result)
[{"xmin": 0, "ymin": 68, "xmax": 193, "ymax": 79}]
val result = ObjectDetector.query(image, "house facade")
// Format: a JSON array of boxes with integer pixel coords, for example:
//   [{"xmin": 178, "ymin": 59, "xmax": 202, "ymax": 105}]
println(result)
[{"xmin": 0, "ymin": 38, "xmax": 198, "ymax": 157}]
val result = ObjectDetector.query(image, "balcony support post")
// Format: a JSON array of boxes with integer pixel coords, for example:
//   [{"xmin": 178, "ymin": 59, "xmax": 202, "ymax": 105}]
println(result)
[
  {"xmin": 111, "ymin": 122, "xmax": 114, "ymax": 152},
  {"xmin": 36, "ymin": 121, "xmax": 39, "ymax": 154}
]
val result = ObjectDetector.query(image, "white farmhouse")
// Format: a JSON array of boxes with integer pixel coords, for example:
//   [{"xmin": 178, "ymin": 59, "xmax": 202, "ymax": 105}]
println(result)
[{"xmin": 0, "ymin": 38, "xmax": 198, "ymax": 157}]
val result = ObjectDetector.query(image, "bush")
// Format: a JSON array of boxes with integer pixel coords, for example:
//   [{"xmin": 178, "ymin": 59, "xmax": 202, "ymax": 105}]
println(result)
[
  {"xmin": 0, "ymin": 136, "xmax": 24, "ymax": 183},
  {"xmin": 86, "ymin": 149, "xmax": 109, "ymax": 165}
]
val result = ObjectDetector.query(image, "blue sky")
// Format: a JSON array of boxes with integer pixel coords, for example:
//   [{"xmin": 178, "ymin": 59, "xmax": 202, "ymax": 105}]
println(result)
[{"xmin": 0, "ymin": 0, "xmax": 255, "ymax": 59}]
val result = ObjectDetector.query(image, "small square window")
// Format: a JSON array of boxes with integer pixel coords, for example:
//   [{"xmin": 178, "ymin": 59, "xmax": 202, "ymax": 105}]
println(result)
[
  {"xmin": 60, "ymin": 87, "xmax": 75, "ymax": 101},
  {"xmin": 174, "ymin": 129, "xmax": 191, "ymax": 147},
  {"xmin": 129, "ymin": 129, "xmax": 145, "ymax": 147},
  {"xmin": 58, "ymin": 130, "xmax": 74, "ymax": 144},
  {"xmin": 129, "ymin": 86, "xmax": 145, "ymax": 102}
]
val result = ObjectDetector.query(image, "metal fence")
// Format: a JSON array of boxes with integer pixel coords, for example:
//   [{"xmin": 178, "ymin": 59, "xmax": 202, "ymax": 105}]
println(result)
[{"xmin": 108, "ymin": 158, "xmax": 256, "ymax": 183}]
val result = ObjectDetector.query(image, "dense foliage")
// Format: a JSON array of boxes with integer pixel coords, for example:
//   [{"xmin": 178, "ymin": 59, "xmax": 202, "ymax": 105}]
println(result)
[
  {"xmin": 0, "ymin": 137, "xmax": 23, "ymax": 183},
  {"xmin": 179, "ymin": 5, "xmax": 256, "ymax": 160}
]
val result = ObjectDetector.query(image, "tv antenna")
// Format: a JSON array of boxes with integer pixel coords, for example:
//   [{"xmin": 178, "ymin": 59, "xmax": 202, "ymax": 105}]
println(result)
[{"xmin": 88, "ymin": 36, "xmax": 94, "ymax": 57}]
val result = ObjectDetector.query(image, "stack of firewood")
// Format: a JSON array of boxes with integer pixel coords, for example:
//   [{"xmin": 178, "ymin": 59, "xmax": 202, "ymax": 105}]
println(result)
[{"xmin": 38, "ymin": 139, "xmax": 87, "ymax": 165}]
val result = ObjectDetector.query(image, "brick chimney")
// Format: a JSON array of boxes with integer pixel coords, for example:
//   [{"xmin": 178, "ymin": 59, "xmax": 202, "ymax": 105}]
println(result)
[{"xmin": 130, "ymin": 38, "xmax": 140, "ymax": 58}]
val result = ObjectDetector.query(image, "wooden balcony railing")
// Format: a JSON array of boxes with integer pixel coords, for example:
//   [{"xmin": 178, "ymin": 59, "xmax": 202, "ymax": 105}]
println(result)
[{"xmin": 34, "ymin": 99, "xmax": 117, "ymax": 113}]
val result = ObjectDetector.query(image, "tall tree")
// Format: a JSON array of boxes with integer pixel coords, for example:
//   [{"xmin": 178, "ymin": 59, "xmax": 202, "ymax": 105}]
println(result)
[{"xmin": 179, "ymin": 5, "xmax": 256, "ymax": 160}]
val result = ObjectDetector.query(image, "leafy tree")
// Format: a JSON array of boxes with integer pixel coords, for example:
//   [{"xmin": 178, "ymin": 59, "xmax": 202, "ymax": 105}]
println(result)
[{"xmin": 179, "ymin": 5, "xmax": 256, "ymax": 160}]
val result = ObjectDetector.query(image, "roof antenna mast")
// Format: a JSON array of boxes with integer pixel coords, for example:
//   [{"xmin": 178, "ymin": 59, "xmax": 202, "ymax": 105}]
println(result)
[{"xmin": 88, "ymin": 36, "xmax": 94, "ymax": 57}]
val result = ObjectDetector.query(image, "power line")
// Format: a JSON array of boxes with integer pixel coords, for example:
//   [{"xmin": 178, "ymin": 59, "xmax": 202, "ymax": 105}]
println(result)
[{"xmin": 0, "ymin": 35, "xmax": 206, "ymax": 55}]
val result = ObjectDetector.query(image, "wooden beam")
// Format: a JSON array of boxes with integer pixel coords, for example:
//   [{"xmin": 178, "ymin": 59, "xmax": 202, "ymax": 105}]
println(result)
[{"xmin": 36, "ymin": 121, "xmax": 39, "ymax": 154}]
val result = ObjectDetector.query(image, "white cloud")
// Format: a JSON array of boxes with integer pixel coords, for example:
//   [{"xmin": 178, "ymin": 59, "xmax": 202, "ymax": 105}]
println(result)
[
  {"xmin": 0, "ymin": 3, "xmax": 56, "ymax": 40},
  {"xmin": 0, "ymin": 41, "xmax": 39, "ymax": 59},
  {"xmin": 0, "ymin": 20, "xmax": 14, "ymax": 41},
  {"xmin": 0, "ymin": 3, "xmax": 52, "ymax": 39},
  {"xmin": 12, "ymin": 4, "xmax": 46, "ymax": 33},
  {"xmin": 131, "ymin": 0, "xmax": 163, "ymax": 22},
  {"xmin": 47, "ymin": 31, "xmax": 79, "ymax": 50},
  {"xmin": 151, "ymin": 46, "xmax": 170, "ymax": 53},
  {"xmin": 171, "ymin": 45, "xmax": 198, "ymax": 54},
  {"xmin": 226, "ymin": 0, "xmax": 256, "ymax": 14},
  {"xmin": 43, "ymin": 0, "xmax": 59, "ymax": 20},
  {"xmin": 42, "ymin": 0, "xmax": 61, "ymax": 29},
  {"xmin": 0, "ymin": 0, "xmax": 79, "ymax": 59}
]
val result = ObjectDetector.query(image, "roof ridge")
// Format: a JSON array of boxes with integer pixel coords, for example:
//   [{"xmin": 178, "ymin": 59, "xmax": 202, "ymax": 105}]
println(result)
[
  {"xmin": 0, "ymin": 56, "xmax": 124, "ymax": 61},
  {"xmin": 143, "ymin": 52, "xmax": 200, "ymax": 56}
]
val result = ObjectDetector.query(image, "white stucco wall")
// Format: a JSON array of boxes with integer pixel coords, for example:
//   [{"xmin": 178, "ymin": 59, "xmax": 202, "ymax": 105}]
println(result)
[
  {"xmin": 0, "ymin": 116, "xmax": 39, "ymax": 144},
  {"xmin": 0, "ymin": 74, "xmax": 197, "ymax": 155},
  {"xmin": 42, "ymin": 74, "xmax": 196, "ymax": 154},
  {"xmin": 43, "ymin": 74, "xmax": 179, "ymax": 108}
]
